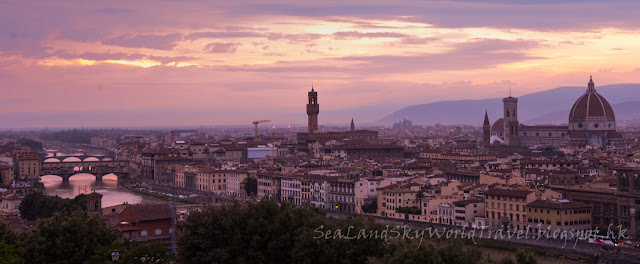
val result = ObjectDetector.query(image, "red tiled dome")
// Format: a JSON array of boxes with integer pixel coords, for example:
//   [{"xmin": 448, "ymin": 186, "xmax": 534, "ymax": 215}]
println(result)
[
  {"xmin": 569, "ymin": 77, "xmax": 615, "ymax": 122},
  {"xmin": 491, "ymin": 118, "xmax": 504, "ymax": 132},
  {"xmin": 570, "ymin": 131, "xmax": 587, "ymax": 139},
  {"xmin": 607, "ymin": 131, "xmax": 622, "ymax": 138}
]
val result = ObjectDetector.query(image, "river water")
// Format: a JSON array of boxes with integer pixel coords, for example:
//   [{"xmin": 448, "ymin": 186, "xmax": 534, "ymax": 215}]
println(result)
[{"xmin": 40, "ymin": 174, "xmax": 163, "ymax": 208}]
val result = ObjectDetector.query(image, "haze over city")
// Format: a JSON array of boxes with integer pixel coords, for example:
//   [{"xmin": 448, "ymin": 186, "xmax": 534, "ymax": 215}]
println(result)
[{"xmin": 3, "ymin": 1, "xmax": 640, "ymax": 128}]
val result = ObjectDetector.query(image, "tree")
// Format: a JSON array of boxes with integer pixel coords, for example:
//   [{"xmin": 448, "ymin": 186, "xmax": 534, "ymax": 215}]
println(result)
[
  {"xmin": 396, "ymin": 206, "xmax": 421, "ymax": 215},
  {"xmin": 416, "ymin": 190, "xmax": 425, "ymax": 211},
  {"xmin": 0, "ymin": 220, "xmax": 19, "ymax": 245},
  {"xmin": 21, "ymin": 211, "xmax": 119, "ymax": 264},
  {"xmin": 178, "ymin": 200, "xmax": 388, "ymax": 264},
  {"xmin": 361, "ymin": 200, "xmax": 377, "ymax": 213},
  {"xmin": 18, "ymin": 191, "xmax": 86, "ymax": 221},
  {"xmin": 243, "ymin": 178, "xmax": 258, "ymax": 197},
  {"xmin": 515, "ymin": 248, "xmax": 537, "ymax": 264},
  {"xmin": 368, "ymin": 241, "xmax": 438, "ymax": 264},
  {"xmin": 0, "ymin": 241, "xmax": 25, "ymax": 264},
  {"xmin": 90, "ymin": 240, "xmax": 171, "ymax": 264}
]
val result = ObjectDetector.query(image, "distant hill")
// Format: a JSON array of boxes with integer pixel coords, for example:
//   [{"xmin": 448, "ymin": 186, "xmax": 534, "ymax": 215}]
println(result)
[
  {"xmin": 529, "ymin": 101, "xmax": 640, "ymax": 124},
  {"xmin": 377, "ymin": 84, "xmax": 640, "ymax": 125}
]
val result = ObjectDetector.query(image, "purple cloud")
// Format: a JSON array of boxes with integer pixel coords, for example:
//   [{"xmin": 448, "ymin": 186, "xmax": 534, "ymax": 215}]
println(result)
[
  {"xmin": 203, "ymin": 42, "xmax": 240, "ymax": 54},
  {"xmin": 332, "ymin": 30, "xmax": 410, "ymax": 39},
  {"xmin": 102, "ymin": 33, "xmax": 183, "ymax": 50},
  {"xmin": 184, "ymin": 31, "xmax": 263, "ymax": 40}
]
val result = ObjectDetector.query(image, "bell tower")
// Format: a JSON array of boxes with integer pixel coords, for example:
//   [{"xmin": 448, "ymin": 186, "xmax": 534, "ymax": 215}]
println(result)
[
  {"xmin": 307, "ymin": 86, "xmax": 319, "ymax": 134},
  {"xmin": 503, "ymin": 95, "xmax": 519, "ymax": 146},
  {"xmin": 86, "ymin": 192, "xmax": 103, "ymax": 216},
  {"xmin": 483, "ymin": 110, "xmax": 491, "ymax": 147}
]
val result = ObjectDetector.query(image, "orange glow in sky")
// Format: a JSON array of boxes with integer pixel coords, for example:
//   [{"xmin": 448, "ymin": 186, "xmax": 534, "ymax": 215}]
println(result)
[{"xmin": 2, "ymin": 1, "xmax": 640, "ymax": 128}]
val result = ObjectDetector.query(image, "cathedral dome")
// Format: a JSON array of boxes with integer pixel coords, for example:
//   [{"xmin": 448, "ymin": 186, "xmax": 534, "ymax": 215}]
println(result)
[
  {"xmin": 568, "ymin": 77, "xmax": 615, "ymax": 123},
  {"xmin": 491, "ymin": 118, "xmax": 504, "ymax": 132}
]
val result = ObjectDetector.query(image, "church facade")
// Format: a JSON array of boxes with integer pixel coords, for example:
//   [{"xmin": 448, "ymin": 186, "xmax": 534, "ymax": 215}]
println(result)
[{"xmin": 483, "ymin": 77, "xmax": 623, "ymax": 147}]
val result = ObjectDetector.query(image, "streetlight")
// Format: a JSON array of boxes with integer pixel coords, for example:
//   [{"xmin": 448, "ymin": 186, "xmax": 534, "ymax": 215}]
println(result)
[{"xmin": 111, "ymin": 250, "xmax": 120, "ymax": 262}]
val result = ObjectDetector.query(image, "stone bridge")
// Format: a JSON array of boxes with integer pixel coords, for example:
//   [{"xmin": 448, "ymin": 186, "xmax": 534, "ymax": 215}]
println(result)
[{"xmin": 41, "ymin": 157, "xmax": 129, "ymax": 181}]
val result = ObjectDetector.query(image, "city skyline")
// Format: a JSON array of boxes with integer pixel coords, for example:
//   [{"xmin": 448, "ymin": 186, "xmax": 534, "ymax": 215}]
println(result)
[{"xmin": 2, "ymin": 1, "xmax": 640, "ymax": 128}]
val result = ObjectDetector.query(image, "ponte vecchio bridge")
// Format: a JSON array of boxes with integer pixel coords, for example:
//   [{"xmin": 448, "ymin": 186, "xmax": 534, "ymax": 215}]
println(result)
[{"xmin": 41, "ymin": 154, "xmax": 129, "ymax": 181}]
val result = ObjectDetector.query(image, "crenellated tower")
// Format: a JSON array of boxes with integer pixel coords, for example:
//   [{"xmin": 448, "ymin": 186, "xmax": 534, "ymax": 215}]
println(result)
[{"xmin": 307, "ymin": 86, "xmax": 319, "ymax": 134}]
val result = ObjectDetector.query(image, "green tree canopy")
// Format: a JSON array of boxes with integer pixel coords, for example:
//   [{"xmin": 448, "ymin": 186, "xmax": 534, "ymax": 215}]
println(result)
[
  {"xmin": 178, "ymin": 200, "xmax": 388, "ymax": 264},
  {"xmin": 243, "ymin": 177, "xmax": 258, "ymax": 197},
  {"xmin": 18, "ymin": 191, "xmax": 87, "ymax": 221},
  {"xmin": 20, "ymin": 211, "xmax": 119, "ymax": 264},
  {"xmin": 0, "ymin": 241, "xmax": 25, "ymax": 264}
]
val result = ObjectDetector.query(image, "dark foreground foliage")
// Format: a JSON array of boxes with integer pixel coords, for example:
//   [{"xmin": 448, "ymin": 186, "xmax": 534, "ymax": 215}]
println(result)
[{"xmin": 178, "ymin": 200, "xmax": 539, "ymax": 264}]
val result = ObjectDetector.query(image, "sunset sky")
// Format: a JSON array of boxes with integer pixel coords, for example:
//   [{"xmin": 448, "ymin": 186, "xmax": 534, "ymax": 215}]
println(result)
[{"xmin": 2, "ymin": 0, "xmax": 640, "ymax": 128}]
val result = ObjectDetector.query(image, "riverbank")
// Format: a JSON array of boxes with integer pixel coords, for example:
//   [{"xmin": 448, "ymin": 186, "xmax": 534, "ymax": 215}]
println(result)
[{"xmin": 130, "ymin": 188, "xmax": 197, "ymax": 204}]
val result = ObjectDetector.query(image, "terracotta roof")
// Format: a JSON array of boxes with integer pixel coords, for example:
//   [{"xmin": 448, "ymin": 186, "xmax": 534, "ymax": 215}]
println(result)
[
  {"xmin": 443, "ymin": 170, "xmax": 480, "ymax": 177},
  {"xmin": 569, "ymin": 78, "xmax": 615, "ymax": 122},
  {"xmin": 485, "ymin": 188, "xmax": 533, "ymax": 197},
  {"xmin": 86, "ymin": 192, "xmax": 103, "ymax": 198},
  {"xmin": 526, "ymin": 199, "xmax": 591, "ymax": 210},
  {"xmin": 608, "ymin": 131, "xmax": 623, "ymax": 139},
  {"xmin": 453, "ymin": 199, "xmax": 484, "ymax": 207},
  {"xmin": 491, "ymin": 119, "xmax": 504, "ymax": 133},
  {"xmin": 570, "ymin": 131, "xmax": 587, "ymax": 139},
  {"xmin": 125, "ymin": 204, "xmax": 171, "ymax": 221},
  {"xmin": 520, "ymin": 125, "xmax": 568, "ymax": 130}
]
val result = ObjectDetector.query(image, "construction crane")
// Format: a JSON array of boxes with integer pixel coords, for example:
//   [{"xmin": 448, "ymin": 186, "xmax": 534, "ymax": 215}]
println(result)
[{"xmin": 252, "ymin": 120, "xmax": 271, "ymax": 141}]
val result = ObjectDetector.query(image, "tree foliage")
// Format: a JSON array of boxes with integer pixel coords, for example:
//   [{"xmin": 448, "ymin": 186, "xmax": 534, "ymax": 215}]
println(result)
[
  {"xmin": 18, "ymin": 191, "xmax": 87, "ymax": 221},
  {"xmin": 0, "ymin": 241, "xmax": 25, "ymax": 264},
  {"xmin": 515, "ymin": 248, "xmax": 537, "ymax": 264},
  {"xmin": 396, "ymin": 206, "xmax": 421, "ymax": 215},
  {"xmin": 89, "ymin": 240, "xmax": 171, "ymax": 264},
  {"xmin": 3, "ymin": 137, "xmax": 44, "ymax": 152},
  {"xmin": 361, "ymin": 200, "xmax": 377, "ymax": 213},
  {"xmin": 178, "ymin": 200, "xmax": 388, "ymax": 264},
  {"xmin": 20, "ymin": 211, "xmax": 119, "ymax": 264},
  {"xmin": 243, "ymin": 177, "xmax": 258, "ymax": 197}
]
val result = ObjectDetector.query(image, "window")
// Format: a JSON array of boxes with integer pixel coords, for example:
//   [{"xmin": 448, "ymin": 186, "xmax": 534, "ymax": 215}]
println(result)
[
  {"xmin": 141, "ymin": 230, "xmax": 148, "ymax": 237},
  {"xmin": 155, "ymin": 229, "xmax": 162, "ymax": 235}
]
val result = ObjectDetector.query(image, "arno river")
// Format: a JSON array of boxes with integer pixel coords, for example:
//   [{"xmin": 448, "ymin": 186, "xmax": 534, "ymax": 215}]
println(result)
[{"xmin": 40, "ymin": 174, "xmax": 162, "ymax": 207}]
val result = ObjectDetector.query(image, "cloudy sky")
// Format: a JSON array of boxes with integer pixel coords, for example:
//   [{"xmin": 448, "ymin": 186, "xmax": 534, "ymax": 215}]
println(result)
[{"xmin": 2, "ymin": 0, "xmax": 640, "ymax": 128}]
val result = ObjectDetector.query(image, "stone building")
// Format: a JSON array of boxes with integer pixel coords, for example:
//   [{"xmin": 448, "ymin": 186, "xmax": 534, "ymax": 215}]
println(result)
[
  {"xmin": 484, "ymin": 188, "xmax": 536, "ymax": 230},
  {"xmin": 307, "ymin": 86, "xmax": 319, "ymax": 134},
  {"xmin": 15, "ymin": 152, "xmax": 41, "ymax": 180},
  {"xmin": 553, "ymin": 165, "xmax": 640, "ymax": 238},
  {"xmin": 483, "ymin": 77, "xmax": 623, "ymax": 147},
  {"xmin": 297, "ymin": 87, "xmax": 379, "ymax": 152},
  {"xmin": 525, "ymin": 199, "xmax": 592, "ymax": 234}
]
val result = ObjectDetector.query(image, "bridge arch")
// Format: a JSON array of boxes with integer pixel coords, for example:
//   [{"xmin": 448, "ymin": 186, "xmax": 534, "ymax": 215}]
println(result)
[
  {"xmin": 83, "ymin": 157, "xmax": 100, "ymax": 162},
  {"xmin": 62, "ymin": 157, "xmax": 82, "ymax": 162},
  {"xmin": 101, "ymin": 173, "xmax": 118, "ymax": 181},
  {"xmin": 69, "ymin": 173, "xmax": 96, "ymax": 181},
  {"xmin": 40, "ymin": 174, "xmax": 64, "ymax": 182},
  {"xmin": 44, "ymin": 158, "xmax": 61, "ymax": 163}
]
